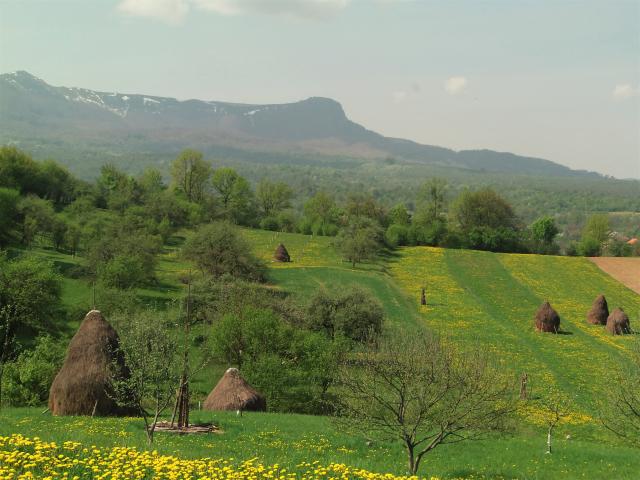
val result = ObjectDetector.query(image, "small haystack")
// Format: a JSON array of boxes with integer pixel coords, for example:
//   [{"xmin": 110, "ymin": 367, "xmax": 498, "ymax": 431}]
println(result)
[
  {"xmin": 606, "ymin": 308, "xmax": 631, "ymax": 335},
  {"xmin": 587, "ymin": 294, "xmax": 609, "ymax": 325},
  {"xmin": 274, "ymin": 243, "xmax": 291, "ymax": 262},
  {"xmin": 534, "ymin": 301, "xmax": 560, "ymax": 333},
  {"xmin": 48, "ymin": 310, "xmax": 129, "ymax": 416},
  {"xmin": 203, "ymin": 368, "xmax": 266, "ymax": 412}
]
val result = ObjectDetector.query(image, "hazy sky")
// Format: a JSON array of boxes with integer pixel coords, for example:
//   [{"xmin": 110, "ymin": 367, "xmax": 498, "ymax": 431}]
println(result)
[{"xmin": 1, "ymin": 0, "xmax": 639, "ymax": 178}]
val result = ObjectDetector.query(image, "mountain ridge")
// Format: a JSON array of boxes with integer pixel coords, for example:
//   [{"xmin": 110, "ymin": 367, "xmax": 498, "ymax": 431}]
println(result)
[{"xmin": 0, "ymin": 71, "xmax": 602, "ymax": 178}]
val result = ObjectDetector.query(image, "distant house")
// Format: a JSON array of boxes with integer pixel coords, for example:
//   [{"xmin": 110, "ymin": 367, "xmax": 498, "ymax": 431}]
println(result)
[{"xmin": 627, "ymin": 237, "xmax": 638, "ymax": 245}]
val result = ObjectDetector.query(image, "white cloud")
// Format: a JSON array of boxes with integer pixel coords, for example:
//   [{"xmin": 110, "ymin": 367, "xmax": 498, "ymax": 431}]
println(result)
[
  {"xmin": 195, "ymin": 0, "xmax": 350, "ymax": 20},
  {"xmin": 612, "ymin": 83, "xmax": 639, "ymax": 100},
  {"xmin": 117, "ymin": 0, "xmax": 350, "ymax": 22},
  {"xmin": 391, "ymin": 90, "xmax": 407, "ymax": 103},
  {"xmin": 117, "ymin": 0, "xmax": 190, "ymax": 24},
  {"xmin": 444, "ymin": 76, "xmax": 467, "ymax": 95}
]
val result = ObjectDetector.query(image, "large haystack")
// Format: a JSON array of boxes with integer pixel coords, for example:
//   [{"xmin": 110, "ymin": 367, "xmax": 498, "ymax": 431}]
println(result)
[
  {"xmin": 274, "ymin": 243, "xmax": 291, "ymax": 262},
  {"xmin": 48, "ymin": 310, "xmax": 129, "ymax": 416},
  {"xmin": 203, "ymin": 368, "xmax": 266, "ymax": 412},
  {"xmin": 534, "ymin": 301, "xmax": 560, "ymax": 333},
  {"xmin": 586, "ymin": 294, "xmax": 609, "ymax": 325},
  {"xmin": 606, "ymin": 308, "xmax": 631, "ymax": 335}
]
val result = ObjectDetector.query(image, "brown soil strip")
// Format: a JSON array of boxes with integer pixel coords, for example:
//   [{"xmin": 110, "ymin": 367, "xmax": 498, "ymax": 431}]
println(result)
[{"xmin": 589, "ymin": 257, "xmax": 640, "ymax": 294}]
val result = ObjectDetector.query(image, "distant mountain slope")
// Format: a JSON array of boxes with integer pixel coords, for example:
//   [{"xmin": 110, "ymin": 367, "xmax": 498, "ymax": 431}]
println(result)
[{"xmin": 0, "ymin": 70, "xmax": 599, "ymax": 177}]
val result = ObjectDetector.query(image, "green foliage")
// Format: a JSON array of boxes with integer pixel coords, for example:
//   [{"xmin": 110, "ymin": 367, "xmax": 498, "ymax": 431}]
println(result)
[
  {"xmin": 0, "ymin": 254, "xmax": 62, "ymax": 332},
  {"xmin": 1, "ymin": 335, "xmax": 65, "ymax": 407},
  {"xmin": 387, "ymin": 204, "xmax": 411, "ymax": 226},
  {"xmin": 170, "ymin": 149, "xmax": 212, "ymax": 203},
  {"xmin": 210, "ymin": 306, "xmax": 345, "ymax": 414},
  {"xmin": 578, "ymin": 214, "xmax": 611, "ymax": 256},
  {"xmin": 334, "ymin": 217, "xmax": 383, "ymax": 267},
  {"xmin": 0, "ymin": 188, "xmax": 20, "ymax": 247},
  {"xmin": 300, "ymin": 192, "xmax": 340, "ymax": 236},
  {"xmin": 256, "ymin": 180, "xmax": 293, "ymax": 218},
  {"xmin": 452, "ymin": 188, "xmax": 521, "ymax": 252},
  {"xmin": 212, "ymin": 167, "xmax": 254, "ymax": 224},
  {"xmin": 307, "ymin": 287, "xmax": 384, "ymax": 343},
  {"xmin": 182, "ymin": 222, "xmax": 265, "ymax": 281},
  {"xmin": 384, "ymin": 224, "xmax": 408, "ymax": 248}
]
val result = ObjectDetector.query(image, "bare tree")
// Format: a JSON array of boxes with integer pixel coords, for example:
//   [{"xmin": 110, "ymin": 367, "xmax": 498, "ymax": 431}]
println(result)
[
  {"xmin": 537, "ymin": 388, "xmax": 571, "ymax": 454},
  {"xmin": 336, "ymin": 331, "xmax": 514, "ymax": 475},
  {"xmin": 600, "ymin": 342, "xmax": 640, "ymax": 447},
  {"xmin": 110, "ymin": 311, "xmax": 180, "ymax": 444}
]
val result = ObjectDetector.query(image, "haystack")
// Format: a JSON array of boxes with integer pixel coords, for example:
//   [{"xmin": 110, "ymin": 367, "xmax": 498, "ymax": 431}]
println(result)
[
  {"xmin": 203, "ymin": 368, "xmax": 266, "ymax": 412},
  {"xmin": 534, "ymin": 301, "xmax": 560, "ymax": 333},
  {"xmin": 586, "ymin": 294, "xmax": 609, "ymax": 325},
  {"xmin": 48, "ymin": 310, "xmax": 129, "ymax": 416},
  {"xmin": 606, "ymin": 308, "xmax": 631, "ymax": 335},
  {"xmin": 274, "ymin": 243, "xmax": 291, "ymax": 262}
]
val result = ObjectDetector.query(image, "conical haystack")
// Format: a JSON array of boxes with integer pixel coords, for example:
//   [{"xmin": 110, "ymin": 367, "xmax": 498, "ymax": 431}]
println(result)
[
  {"xmin": 586, "ymin": 294, "xmax": 609, "ymax": 325},
  {"xmin": 274, "ymin": 243, "xmax": 291, "ymax": 262},
  {"xmin": 48, "ymin": 310, "xmax": 130, "ymax": 416},
  {"xmin": 606, "ymin": 307, "xmax": 631, "ymax": 335},
  {"xmin": 534, "ymin": 301, "xmax": 560, "ymax": 333},
  {"xmin": 203, "ymin": 368, "xmax": 266, "ymax": 412}
]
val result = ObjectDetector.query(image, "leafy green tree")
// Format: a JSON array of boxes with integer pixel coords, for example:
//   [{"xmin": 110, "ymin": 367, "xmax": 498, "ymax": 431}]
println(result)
[
  {"xmin": 452, "ymin": 188, "xmax": 521, "ymax": 252},
  {"xmin": 182, "ymin": 222, "xmax": 265, "ymax": 281},
  {"xmin": 307, "ymin": 287, "xmax": 384, "ymax": 343},
  {"xmin": 334, "ymin": 217, "xmax": 383, "ymax": 268},
  {"xmin": 529, "ymin": 216, "xmax": 559, "ymax": 254},
  {"xmin": 96, "ymin": 164, "xmax": 140, "ymax": 211},
  {"xmin": 17, "ymin": 195, "xmax": 55, "ymax": 246},
  {"xmin": 300, "ymin": 191, "xmax": 340, "ymax": 236},
  {"xmin": 256, "ymin": 180, "xmax": 293, "ymax": 218},
  {"xmin": 170, "ymin": 149, "xmax": 211, "ymax": 203},
  {"xmin": 578, "ymin": 214, "xmax": 610, "ymax": 256},
  {"xmin": 387, "ymin": 203, "xmax": 411, "ymax": 226},
  {"xmin": 0, "ymin": 146, "xmax": 40, "ymax": 194},
  {"xmin": 1, "ymin": 335, "xmax": 65, "ymax": 406},
  {"xmin": 0, "ymin": 254, "xmax": 62, "ymax": 332},
  {"xmin": 212, "ymin": 168, "xmax": 254, "ymax": 223},
  {"xmin": 416, "ymin": 178, "xmax": 448, "ymax": 222},
  {"xmin": 385, "ymin": 224, "xmax": 409, "ymax": 247},
  {"xmin": 0, "ymin": 188, "xmax": 20, "ymax": 247},
  {"xmin": 345, "ymin": 194, "xmax": 385, "ymax": 225},
  {"xmin": 37, "ymin": 160, "xmax": 78, "ymax": 205}
]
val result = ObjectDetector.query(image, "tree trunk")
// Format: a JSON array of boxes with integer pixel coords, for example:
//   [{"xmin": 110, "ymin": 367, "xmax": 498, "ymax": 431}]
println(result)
[
  {"xmin": 406, "ymin": 441, "xmax": 417, "ymax": 474},
  {"xmin": 546, "ymin": 426, "xmax": 552, "ymax": 454}
]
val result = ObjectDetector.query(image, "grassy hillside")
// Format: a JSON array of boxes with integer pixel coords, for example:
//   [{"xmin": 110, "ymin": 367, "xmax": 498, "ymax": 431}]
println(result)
[
  {"xmin": 4, "ymin": 229, "xmax": 640, "ymax": 478},
  {"xmin": 389, "ymin": 247, "xmax": 639, "ymax": 418}
]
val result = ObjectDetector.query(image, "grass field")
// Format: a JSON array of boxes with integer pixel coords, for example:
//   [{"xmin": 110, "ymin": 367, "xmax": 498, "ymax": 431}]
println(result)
[{"xmin": 3, "ymin": 229, "xmax": 640, "ymax": 479}]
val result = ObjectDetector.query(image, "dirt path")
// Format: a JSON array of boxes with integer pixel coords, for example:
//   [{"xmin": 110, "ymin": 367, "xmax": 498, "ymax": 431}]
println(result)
[{"xmin": 589, "ymin": 257, "xmax": 640, "ymax": 294}]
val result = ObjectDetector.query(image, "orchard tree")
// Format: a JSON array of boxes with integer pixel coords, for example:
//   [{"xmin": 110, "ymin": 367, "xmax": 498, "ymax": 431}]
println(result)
[
  {"xmin": 334, "ymin": 217, "xmax": 382, "ymax": 268},
  {"xmin": 337, "ymin": 331, "xmax": 514, "ymax": 474},
  {"xmin": 170, "ymin": 149, "xmax": 211, "ymax": 203},
  {"xmin": 111, "ymin": 311, "xmax": 180, "ymax": 444},
  {"xmin": 301, "ymin": 191, "xmax": 340, "ymax": 236}
]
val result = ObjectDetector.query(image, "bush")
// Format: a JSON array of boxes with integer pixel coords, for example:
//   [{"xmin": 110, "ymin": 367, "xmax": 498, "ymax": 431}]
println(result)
[
  {"xmin": 385, "ymin": 224, "xmax": 408, "ymax": 247},
  {"xmin": 307, "ymin": 287, "xmax": 384, "ymax": 344},
  {"xmin": 2, "ymin": 335, "xmax": 65, "ymax": 406},
  {"xmin": 182, "ymin": 222, "xmax": 265, "ymax": 281},
  {"xmin": 578, "ymin": 237, "xmax": 601, "ymax": 256}
]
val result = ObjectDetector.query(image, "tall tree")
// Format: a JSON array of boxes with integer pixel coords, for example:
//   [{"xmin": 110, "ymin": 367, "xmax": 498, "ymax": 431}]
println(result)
[
  {"xmin": 256, "ymin": 180, "xmax": 293, "ymax": 218},
  {"xmin": 416, "ymin": 178, "xmax": 448, "ymax": 222},
  {"xmin": 170, "ymin": 149, "xmax": 211, "ymax": 203},
  {"xmin": 211, "ymin": 168, "xmax": 253, "ymax": 223}
]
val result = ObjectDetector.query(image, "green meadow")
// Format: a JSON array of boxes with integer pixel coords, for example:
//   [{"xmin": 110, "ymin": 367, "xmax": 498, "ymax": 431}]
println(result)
[{"xmin": 2, "ymin": 228, "xmax": 639, "ymax": 479}]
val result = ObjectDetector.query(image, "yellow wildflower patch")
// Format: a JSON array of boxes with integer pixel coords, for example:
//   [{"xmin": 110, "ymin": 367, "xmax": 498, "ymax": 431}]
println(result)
[{"xmin": 0, "ymin": 434, "xmax": 439, "ymax": 480}]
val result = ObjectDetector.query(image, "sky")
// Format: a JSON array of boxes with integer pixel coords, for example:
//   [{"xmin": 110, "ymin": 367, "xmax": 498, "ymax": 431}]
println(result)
[{"xmin": 0, "ymin": 0, "xmax": 639, "ymax": 178}]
